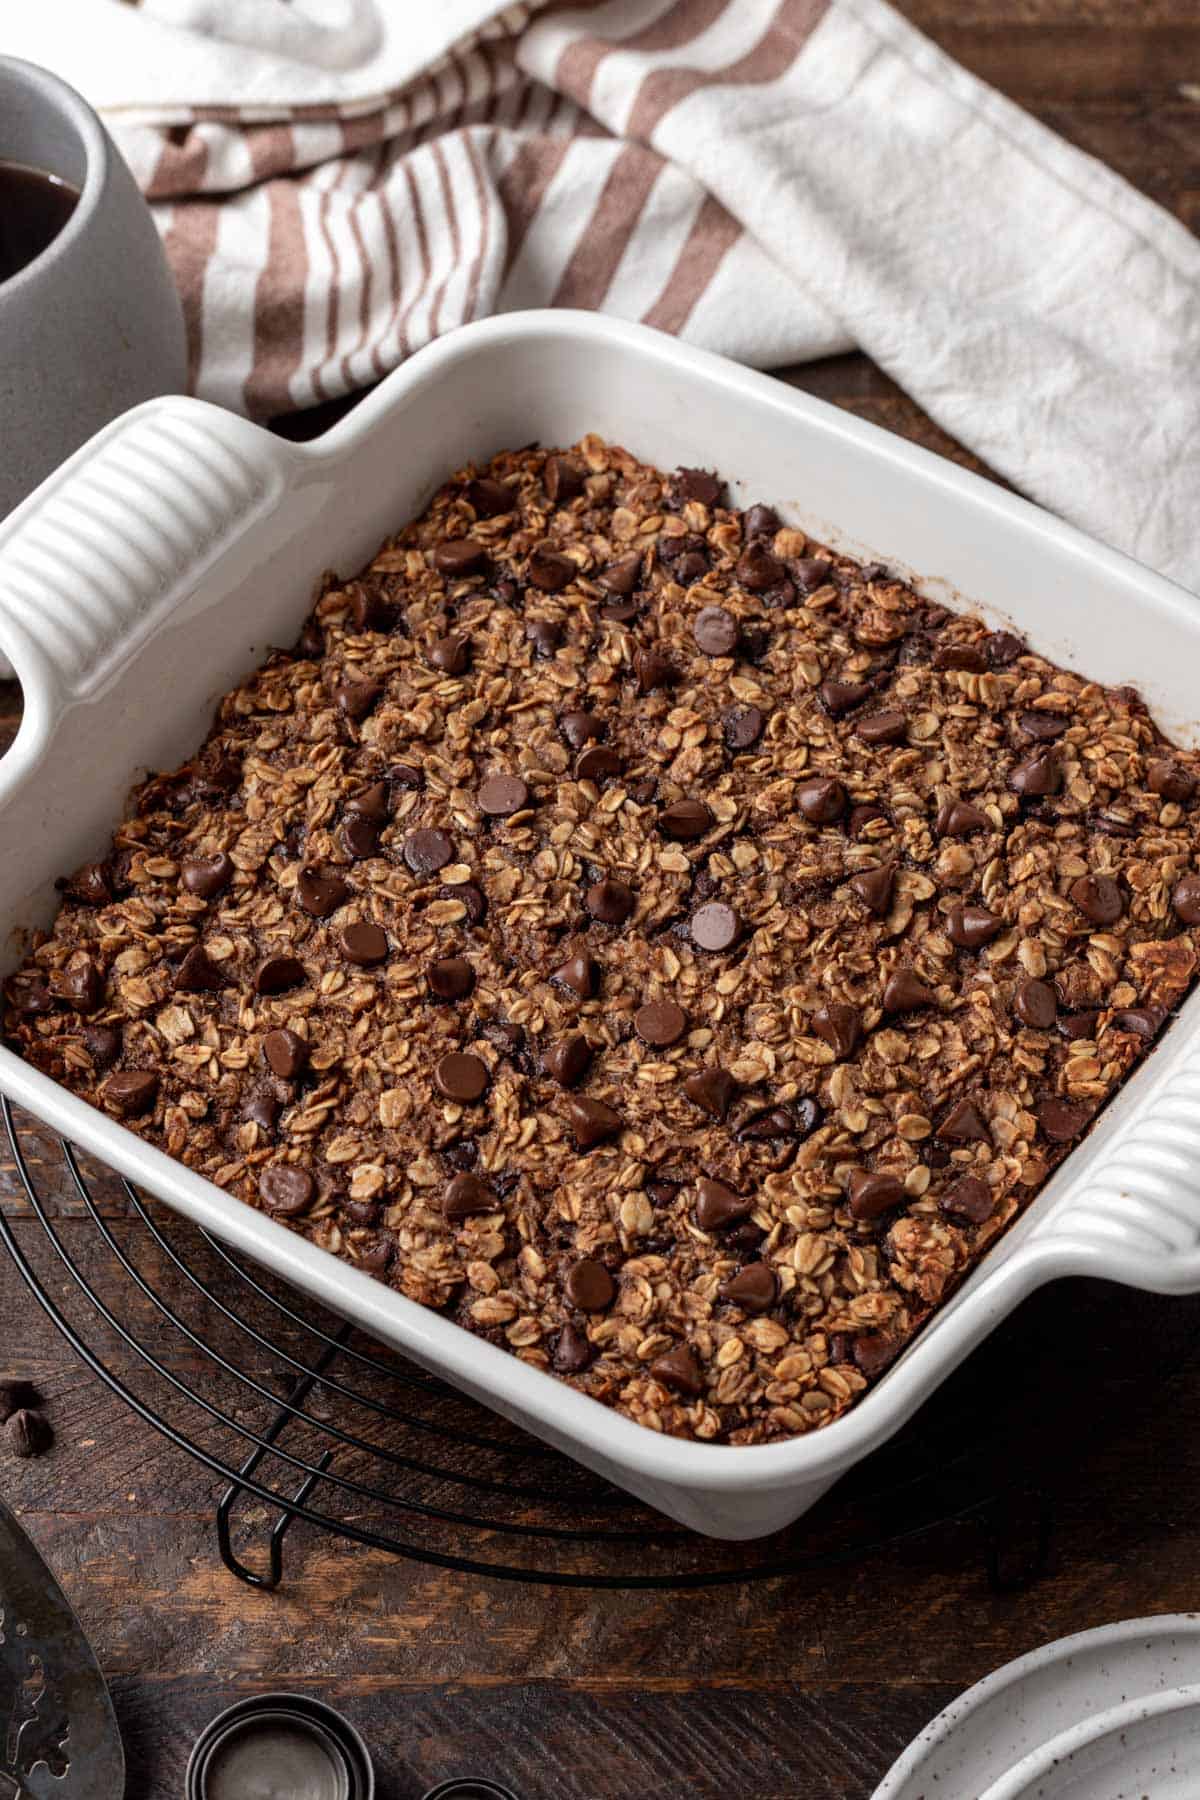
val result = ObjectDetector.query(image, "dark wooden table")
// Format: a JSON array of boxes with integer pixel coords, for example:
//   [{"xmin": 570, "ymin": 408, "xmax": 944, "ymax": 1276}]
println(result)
[{"xmin": 4, "ymin": 6, "xmax": 1200, "ymax": 1794}]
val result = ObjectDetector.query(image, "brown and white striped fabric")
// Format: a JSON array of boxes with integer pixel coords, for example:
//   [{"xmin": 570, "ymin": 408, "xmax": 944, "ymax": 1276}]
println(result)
[{"xmin": 12, "ymin": 0, "xmax": 1200, "ymax": 588}]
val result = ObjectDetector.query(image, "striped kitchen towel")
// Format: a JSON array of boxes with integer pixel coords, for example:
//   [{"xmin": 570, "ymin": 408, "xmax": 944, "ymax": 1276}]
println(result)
[{"xmin": 8, "ymin": 0, "xmax": 1200, "ymax": 590}]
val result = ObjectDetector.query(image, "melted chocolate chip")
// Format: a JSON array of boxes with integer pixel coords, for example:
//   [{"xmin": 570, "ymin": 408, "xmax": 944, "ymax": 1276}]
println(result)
[
  {"xmin": 428, "ymin": 634, "xmax": 471, "ymax": 674},
  {"xmin": 598, "ymin": 551, "xmax": 643, "ymax": 596},
  {"xmin": 650, "ymin": 1343, "xmax": 704, "ymax": 1396},
  {"xmin": 544, "ymin": 455, "xmax": 585, "ymax": 504},
  {"xmin": 693, "ymin": 606, "xmax": 740, "ymax": 657},
  {"xmin": 576, "ymin": 746, "xmax": 624, "ymax": 784},
  {"xmin": 259, "ymin": 1164, "xmax": 314, "ymax": 1216},
  {"xmin": 882, "ymin": 968, "xmax": 936, "ymax": 1014},
  {"xmin": 527, "ymin": 544, "xmax": 575, "ymax": 592},
  {"xmin": 1069, "ymin": 873, "xmax": 1124, "ymax": 926},
  {"xmin": 174, "ymin": 944, "xmax": 225, "ymax": 994},
  {"xmin": 1014, "ymin": 976, "xmax": 1057, "ymax": 1030},
  {"xmin": 466, "ymin": 476, "xmax": 513, "ymax": 517},
  {"xmin": 724, "ymin": 705, "xmax": 765, "ymax": 750},
  {"xmin": 181, "ymin": 854, "xmax": 233, "ymax": 899},
  {"xmin": 297, "ymin": 868, "xmax": 350, "ymax": 918}
]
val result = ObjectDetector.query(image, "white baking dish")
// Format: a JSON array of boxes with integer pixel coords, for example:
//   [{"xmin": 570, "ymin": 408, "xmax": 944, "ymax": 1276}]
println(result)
[{"xmin": 3, "ymin": 311, "xmax": 1200, "ymax": 1542}]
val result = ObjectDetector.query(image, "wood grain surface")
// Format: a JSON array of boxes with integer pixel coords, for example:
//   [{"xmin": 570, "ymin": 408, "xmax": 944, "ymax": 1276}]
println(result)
[{"xmin": 3, "ymin": 7, "xmax": 1199, "ymax": 1795}]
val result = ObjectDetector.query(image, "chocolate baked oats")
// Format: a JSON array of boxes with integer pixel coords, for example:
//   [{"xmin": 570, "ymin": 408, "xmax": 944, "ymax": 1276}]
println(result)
[{"xmin": 7, "ymin": 438, "xmax": 1200, "ymax": 1444}]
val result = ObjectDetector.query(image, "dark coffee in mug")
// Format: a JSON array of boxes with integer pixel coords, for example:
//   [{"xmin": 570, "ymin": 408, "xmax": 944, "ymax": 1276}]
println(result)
[{"xmin": 0, "ymin": 159, "xmax": 78, "ymax": 284}]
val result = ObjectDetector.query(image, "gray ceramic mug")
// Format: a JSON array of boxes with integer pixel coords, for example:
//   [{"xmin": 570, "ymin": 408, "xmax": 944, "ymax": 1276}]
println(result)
[{"xmin": 0, "ymin": 56, "xmax": 186, "ymax": 523}]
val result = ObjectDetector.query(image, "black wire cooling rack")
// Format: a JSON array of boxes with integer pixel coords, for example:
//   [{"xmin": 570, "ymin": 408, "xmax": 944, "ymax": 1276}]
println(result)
[{"xmin": 7, "ymin": 1093, "xmax": 1193, "ymax": 1594}]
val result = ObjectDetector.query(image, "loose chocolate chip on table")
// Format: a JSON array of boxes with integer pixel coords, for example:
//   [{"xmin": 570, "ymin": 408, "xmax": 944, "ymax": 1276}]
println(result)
[
  {"xmin": 181, "ymin": 853, "xmax": 233, "ymax": 899},
  {"xmin": 435, "ymin": 1052, "xmax": 490, "ymax": 1103},
  {"xmin": 736, "ymin": 545, "xmax": 785, "ymax": 592},
  {"xmin": 258, "ymin": 1164, "xmax": 315, "ymax": 1216},
  {"xmin": 1010, "ymin": 751, "xmax": 1061, "ymax": 798},
  {"xmin": 797, "ymin": 777, "xmax": 846, "ymax": 825},
  {"xmin": 742, "ymin": 503, "xmax": 779, "ymax": 540},
  {"xmin": 338, "ymin": 921, "xmax": 389, "ymax": 966},
  {"xmin": 428, "ymin": 634, "xmax": 470, "ymax": 674},
  {"xmin": 856, "ymin": 710, "xmax": 907, "ymax": 746},
  {"xmin": 940, "ymin": 1175, "xmax": 995, "ymax": 1224},
  {"xmin": 83, "ymin": 1025, "xmax": 121, "ymax": 1068},
  {"xmin": 254, "ymin": 955, "xmax": 306, "ymax": 995},
  {"xmin": 936, "ymin": 797, "xmax": 990, "ymax": 837},
  {"xmin": 721, "ymin": 1262, "xmax": 777, "ymax": 1314},
  {"xmin": 674, "ymin": 467, "xmax": 723, "ymax": 506},
  {"xmin": 635, "ymin": 1000, "xmax": 687, "ymax": 1047},
  {"xmin": 937, "ymin": 1098, "xmax": 988, "ymax": 1142},
  {"xmin": 1147, "ymin": 758, "xmax": 1196, "ymax": 802},
  {"xmin": 542, "ymin": 1034, "xmax": 592, "ymax": 1087},
  {"xmin": 1019, "ymin": 711, "xmax": 1069, "ymax": 742},
  {"xmin": 263, "ymin": 1028, "xmax": 307, "ymax": 1080},
  {"xmin": 565, "ymin": 1258, "xmax": 615, "ymax": 1312},
  {"xmin": 567, "ymin": 1096, "xmax": 622, "ymax": 1149},
  {"xmin": 1172, "ymin": 874, "xmax": 1200, "ymax": 924},
  {"xmin": 428, "ymin": 956, "xmax": 474, "ymax": 1001},
  {"xmin": 466, "ymin": 476, "xmax": 512, "ymax": 517},
  {"xmin": 479, "ymin": 773, "xmax": 531, "ymax": 817},
  {"xmin": 552, "ymin": 951, "xmax": 598, "ymax": 998},
  {"xmin": 882, "ymin": 968, "xmax": 936, "ymax": 1014},
  {"xmin": 526, "ymin": 617, "xmax": 563, "ymax": 658},
  {"xmin": 634, "ymin": 648, "xmax": 677, "ymax": 693},
  {"xmin": 6, "ymin": 1409, "xmax": 52, "ymax": 1459},
  {"xmin": 432, "ymin": 538, "xmax": 488, "ymax": 577},
  {"xmin": 404, "ymin": 828, "xmax": 454, "ymax": 876},
  {"xmin": 695, "ymin": 1178, "xmax": 752, "ymax": 1231},
  {"xmin": 847, "ymin": 1169, "xmax": 904, "ymax": 1222},
  {"xmin": 576, "ymin": 746, "xmax": 624, "ymax": 784},
  {"xmin": 554, "ymin": 1322, "xmax": 595, "ymax": 1373},
  {"xmin": 1058, "ymin": 1010, "xmax": 1101, "ymax": 1041},
  {"xmin": 693, "ymin": 605, "xmax": 740, "ymax": 657},
  {"xmin": 544, "ymin": 455, "xmax": 585, "ymax": 503},
  {"xmin": 297, "ymin": 868, "xmax": 351, "ymax": 918},
  {"xmin": 660, "ymin": 798, "xmax": 713, "ymax": 840},
  {"xmin": 932, "ymin": 641, "xmax": 988, "ymax": 673},
  {"xmin": 849, "ymin": 863, "xmax": 895, "ymax": 917},
  {"xmin": 527, "ymin": 544, "xmax": 575, "ymax": 592},
  {"xmin": 174, "ymin": 944, "xmax": 225, "ymax": 994},
  {"xmin": 443, "ymin": 1172, "xmax": 497, "ymax": 1219},
  {"xmin": 335, "ymin": 678, "xmax": 382, "ymax": 720},
  {"xmin": 341, "ymin": 816, "xmax": 380, "ymax": 860},
  {"xmin": 811, "ymin": 1002, "xmax": 862, "ymax": 1059},
  {"xmin": 58, "ymin": 960, "xmax": 104, "ymax": 1012},
  {"xmin": 1014, "ymin": 976, "xmax": 1057, "ymax": 1029},
  {"xmin": 103, "ymin": 1070, "xmax": 159, "ymax": 1117},
  {"xmin": 598, "ymin": 551, "xmax": 642, "ymax": 595},
  {"xmin": 1069, "ymin": 872, "xmax": 1124, "ymax": 925},
  {"xmin": 585, "ymin": 877, "xmax": 634, "ymax": 925},
  {"xmin": 690, "ymin": 902, "xmax": 742, "ymax": 952},
  {"xmin": 651, "ymin": 1343, "xmax": 705, "ymax": 1397},
  {"xmin": 347, "ymin": 780, "xmax": 390, "ymax": 821},
  {"xmin": 683, "ymin": 1066, "xmax": 738, "ymax": 1119},
  {"xmin": 724, "ymin": 705, "xmax": 765, "ymax": 750},
  {"xmin": 947, "ymin": 904, "xmax": 1002, "ymax": 949},
  {"xmin": 819, "ymin": 679, "xmax": 871, "ymax": 718},
  {"xmin": 1113, "ymin": 1006, "xmax": 1167, "ymax": 1039},
  {"xmin": 1037, "ymin": 1096, "xmax": 1096, "ymax": 1143}
]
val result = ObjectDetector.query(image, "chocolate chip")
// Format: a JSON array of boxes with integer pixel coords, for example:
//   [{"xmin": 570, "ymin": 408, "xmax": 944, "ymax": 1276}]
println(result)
[
  {"xmin": 940, "ymin": 1175, "xmax": 994, "ymax": 1224},
  {"xmin": 856, "ymin": 710, "xmax": 907, "ymax": 746},
  {"xmin": 849, "ymin": 863, "xmax": 894, "ymax": 917},
  {"xmin": 242, "ymin": 1088, "xmax": 281, "ymax": 1133},
  {"xmin": 527, "ymin": 544, "xmax": 575, "ymax": 593},
  {"xmin": 433, "ymin": 538, "xmax": 488, "ymax": 577},
  {"xmin": 629, "ymin": 776, "xmax": 658, "ymax": 804},
  {"xmin": 297, "ymin": 621, "xmax": 323, "ymax": 659},
  {"xmin": 1014, "ymin": 976, "xmax": 1057, "ymax": 1029},
  {"xmin": 1058, "ymin": 1009, "xmax": 1101, "ymax": 1041},
  {"xmin": 683, "ymin": 1067, "xmax": 737, "ymax": 1119},
  {"xmin": 1172, "ymin": 874, "xmax": 1200, "ymax": 924},
  {"xmin": 428, "ymin": 634, "xmax": 470, "ymax": 674},
  {"xmin": 598, "ymin": 551, "xmax": 642, "ymax": 596},
  {"xmin": 792, "ymin": 557, "xmax": 831, "ymax": 593},
  {"xmin": 181, "ymin": 853, "xmax": 233, "ymax": 899},
  {"xmin": 634, "ymin": 648, "xmax": 677, "ymax": 693},
  {"xmin": 651, "ymin": 1343, "xmax": 705, "ymax": 1396},
  {"xmin": 724, "ymin": 705, "xmax": 765, "ymax": 750},
  {"xmin": 695, "ymin": 1178, "xmax": 751, "ymax": 1232},
  {"xmin": 542, "ymin": 1034, "xmax": 591, "ymax": 1087},
  {"xmin": 558, "ymin": 714, "xmax": 604, "ymax": 758},
  {"xmin": 103, "ymin": 1070, "xmax": 159, "ymax": 1117},
  {"xmin": 693, "ymin": 605, "xmax": 739, "ymax": 657},
  {"xmin": 936, "ymin": 797, "xmax": 990, "ymax": 838},
  {"xmin": 819, "ymin": 679, "xmax": 870, "ymax": 718},
  {"xmin": 263, "ymin": 1028, "xmax": 307, "ymax": 1080},
  {"xmin": 551, "ymin": 951, "xmax": 598, "ymax": 1000},
  {"xmin": 690, "ymin": 902, "xmax": 741, "ymax": 952},
  {"xmin": 341, "ymin": 816, "xmax": 381, "ymax": 860},
  {"xmin": 675, "ymin": 552, "xmax": 713, "ymax": 587},
  {"xmin": 466, "ymin": 476, "xmax": 513, "ymax": 517},
  {"xmin": 743, "ymin": 504, "xmax": 779, "ymax": 540},
  {"xmin": 1069, "ymin": 873, "xmax": 1124, "ymax": 925},
  {"xmin": 58, "ymin": 960, "xmax": 104, "ymax": 1013},
  {"xmin": 349, "ymin": 583, "xmax": 388, "ymax": 632},
  {"xmin": 674, "ymin": 467, "xmax": 723, "ymax": 507},
  {"xmin": 543, "ymin": 454, "xmax": 585, "ymax": 504},
  {"xmin": 847, "ymin": 1169, "xmax": 904, "ymax": 1221},
  {"xmin": 554, "ymin": 1322, "xmax": 595, "ymax": 1373},
  {"xmin": 635, "ymin": 1000, "xmax": 687, "ymax": 1047},
  {"xmin": 8, "ymin": 974, "xmax": 52, "ymax": 1015},
  {"xmin": 174, "ymin": 944, "xmax": 225, "ymax": 994},
  {"xmin": 849, "ymin": 803, "xmax": 886, "ymax": 839},
  {"xmin": 736, "ymin": 545, "xmax": 785, "ymax": 592},
  {"xmin": 576, "ymin": 746, "xmax": 624, "ymax": 784},
  {"xmin": 738, "ymin": 1098, "xmax": 822, "ymax": 1142},
  {"xmin": 937, "ymin": 1098, "xmax": 988, "ymax": 1142},
  {"xmin": 254, "ymin": 955, "xmax": 305, "ymax": 995},
  {"xmin": 66, "ymin": 861, "xmax": 112, "ymax": 907},
  {"xmin": 986, "ymin": 630, "xmax": 1025, "ymax": 667},
  {"xmin": 346, "ymin": 781, "xmax": 390, "ymax": 824},
  {"xmin": 1113, "ymin": 1006, "xmax": 1167, "ymax": 1039},
  {"xmin": 1010, "ymin": 751, "xmax": 1061, "ymax": 798},
  {"xmin": 435, "ymin": 1052, "xmax": 490, "ymax": 1103},
  {"xmin": 565, "ymin": 1258, "xmax": 614, "ymax": 1311},
  {"xmin": 721, "ymin": 1262, "xmax": 777, "ymax": 1313},
  {"xmin": 933, "ymin": 641, "xmax": 988, "ymax": 673},
  {"xmin": 660, "ymin": 798, "xmax": 713, "ymax": 840},
  {"xmin": 882, "ymin": 968, "xmax": 936, "ymax": 1014},
  {"xmin": 6, "ymin": 1409, "xmax": 52, "ymax": 1459},
  {"xmin": 567, "ymin": 1096, "xmax": 622, "ymax": 1149},
  {"xmin": 1090, "ymin": 810, "xmax": 1136, "ymax": 839},
  {"xmin": 390, "ymin": 762, "xmax": 423, "ymax": 790},
  {"xmin": 444, "ymin": 1172, "xmax": 497, "ymax": 1219},
  {"xmin": 83, "ymin": 1024, "xmax": 121, "ymax": 1068},
  {"xmin": 297, "ymin": 868, "xmax": 350, "ymax": 918},
  {"xmin": 338, "ymin": 921, "xmax": 389, "ymax": 966},
  {"xmin": 797, "ymin": 777, "xmax": 846, "ymax": 825},
  {"xmin": 404, "ymin": 828, "xmax": 454, "ymax": 876},
  {"xmin": 479, "ymin": 774, "xmax": 530, "ymax": 817},
  {"xmin": 1019, "ymin": 711, "xmax": 1069, "ymax": 742},
  {"xmin": 525, "ymin": 617, "xmax": 563, "ymax": 659},
  {"xmin": 453, "ymin": 881, "xmax": 487, "ymax": 927},
  {"xmin": 852, "ymin": 1336, "xmax": 901, "ymax": 1380},
  {"xmin": 1148, "ymin": 758, "xmax": 1196, "ymax": 803},
  {"xmin": 428, "ymin": 956, "xmax": 474, "ymax": 1001},
  {"xmin": 1037, "ymin": 1096, "xmax": 1095, "ymax": 1143},
  {"xmin": 335, "ymin": 678, "xmax": 383, "ymax": 720},
  {"xmin": 811, "ymin": 1003, "xmax": 862, "ymax": 1059},
  {"xmin": 947, "ymin": 904, "xmax": 1002, "ymax": 949},
  {"xmin": 585, "ymin": 877, "xmax": 634, "ymax": 925}
]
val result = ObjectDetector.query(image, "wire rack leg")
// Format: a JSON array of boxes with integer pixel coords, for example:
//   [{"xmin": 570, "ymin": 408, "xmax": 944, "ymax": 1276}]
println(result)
[{"xmin": 215, "ymin": 1326, "xmax": 349, "ymax": 1590}]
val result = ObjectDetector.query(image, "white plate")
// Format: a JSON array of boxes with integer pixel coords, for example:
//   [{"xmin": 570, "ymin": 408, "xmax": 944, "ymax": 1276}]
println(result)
[
  {"xmin": 981, "ymin": 1684, "xmax": 1200, "ymax": 1800},
  {"xmin": 874, "ymin": 1614, "xmax": 1200, "ymax": 1800}
]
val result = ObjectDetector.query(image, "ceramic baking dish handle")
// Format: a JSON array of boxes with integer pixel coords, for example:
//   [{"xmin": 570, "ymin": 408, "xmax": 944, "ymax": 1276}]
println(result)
[{"xmin": 0, "ymin": 397, "xmax": 293, "ymax": 721}]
